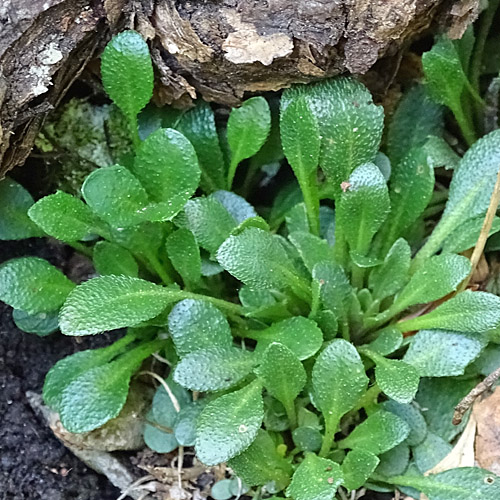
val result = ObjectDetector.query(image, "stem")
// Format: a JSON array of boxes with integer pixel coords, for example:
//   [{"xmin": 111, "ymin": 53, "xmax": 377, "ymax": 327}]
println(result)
[
  {"xmin": 227, "ymin": 157, "xmax": 239, "ymax": 189},
  {"xmin": 319, "ymin": 413, "xmax": 340, "ymax": 458},
  {"xmin": 351, "ymin": 264, "xmax": 365, "ymax": 290},
  {"xmin": 145, "ymin": 251, "xmax": 174, "ymax": 285},
  {"xmin": 299, "ymin": 171, "xmax": 320, "ymax": 236},
  {"xmin": 129, "ymin": 115, "xmax": 141, "ymax": 149},
  {"xmin": 283, "ymin": 399, "xmax": 298, "ymax": 429},
  {"xmin": 452, "ymin": 103, "xmax": 476, "ymax": 147},
  {"xmin": 341, "ymin": 320, "xmax": 350, "ymax": 342},
  {"xmin": 175, "ymin": 290, "xmax": 246, "ymax": 317},
  {"xmin": 458, "ymin": 164, "xmax": 500, "ymax": 293},
  {"xmin": 334, "ymin": 225, "xmax": 348, "ymax": 268}
]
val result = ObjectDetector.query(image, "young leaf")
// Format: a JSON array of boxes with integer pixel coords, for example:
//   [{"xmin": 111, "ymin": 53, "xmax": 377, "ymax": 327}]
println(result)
[
  {"xmin": 383, "ymin": 400, "xmax": 427, "ymax": 447},
  {"xmin": 13, "ymin": 309, "xmax": 59, "ymax": 337},
  {"xmin": 0, "ymin": 177, "xmax": 42, "ymax": 240},
  {"xmin": 174, "ymin": 346, "xmax": 255, "ymax": 392},
  {"xmin": 93, "ymin": 241, "xmax": 139, "ymax": 277},
  {"xmin": 403, "ymin": 330, "xmax": 484, "ymax": 377},
  {"xmin": 168, "ymin": 299, "xmax": 232, "ymax": 356},
  {"xmin": 227, "ymin": 97, "xmax": 271, "ymax": 187},
  {"xmin": 184, "ymin": 197, "xmax": 237, "ymax": 254},
  {"xmin": 176, "ymin": 101, "xmax": 226, "ymax": 191},
  {"xmin": 342, "ymin": 449, "xmax": 380, "ymax": 491},
  {"xmin": 28, "ymin": 191, "xmax": 95, "ymax": 242},
  {"xmin": 255, "ymin": 343, "xmax": 306, "ymax": 425},
  {"xmin": 228, "ymin": 429, "xmax": 292, "ymax": 488},
  {"xmin": 390, "ymin": 467, "xmax": 500, "ymax": 500},
  {"xmin": 380, "ymin": 148, "xmax": 434, "ymax": 251},
  {"xmin": 250, "ymin": 316, "xmax": 323, "ymax": 360},
  {"xmin": 217, "ymin": 227, "xmax": 300, "ymax": 291},
  {"xmin": 280, "ymin": 97, "xmax": 320, "ymax": 234},
  {"xmin": 417, "ymin": 129, "xmax": 500, "ymax": 261},
  {"xmin": 101, "ymin": 30, "xmax": 153, "ymax": 120},
  {"xmin": 0, "ymin": 257, "xmax": 75, "ymax": 313},
  {"xmin": 339, "ymin": 411, "xmax": 410, "ymax": 455},
  {"xmin": 195, "ymin": 380, "xmax": 264, "ymax": 465},
  {"xmin": 59, "ymin": 275, "xmax": 170, "ymax": 335},
  {"xmin": 337, "ymin": 162, "xmax": 390, "ymax": 256},
  {"xmin": 312, "ymin": 340, "xmax": 368, "ymax": 440},
  {"xmin": 362, "ymin": 349, "xmax": 419, "ymax": 404},
  {"xmin": 286, "ymin": 454, "xmax": 344, "ymax": 500},
  {"xmin": 397, "ymin": 291, "xmax": 500, "ymax": 334},
  {"xmin": 82, "ymin": 165, "xmax": 148, "ymax": 227},
  {"xmin": 59, "ymin": 340, "xmax": 161, "ymax": 433},
  {"xmin": 132, "ymin": 128, "xmax": 200, "ymax": 220},
  {"xmin": 165, "ymin": 228, "xmax": 201, "ymax": 285},
  {"xmin": 368, "ymin": 238, "xmax": 410, "ymax": 301},
  {"xmin": 389, "ymin": 254, "xmax": 471, "ymax": 315},
  {"xmin": 387, "ymin": 85, "xmax": 443, "ymax": 166},
  {"xmin": 288, "ymin": 231, "xmax": 335, "ymax": 273}
]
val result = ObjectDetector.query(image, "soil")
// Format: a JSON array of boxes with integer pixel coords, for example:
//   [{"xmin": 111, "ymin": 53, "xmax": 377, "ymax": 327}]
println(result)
[{"xmin": 0, "ymin": 238, "xmax": 120, "ymax": 500}]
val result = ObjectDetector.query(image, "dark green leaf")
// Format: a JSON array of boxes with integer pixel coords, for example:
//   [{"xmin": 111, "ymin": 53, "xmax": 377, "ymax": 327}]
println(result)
[
  {"xmin": 376, "ymin": 443, "xmax": 410, "ymax": 477},
  {"xmin": 414, "ymin": 432, "xmax": 452, "ymax": 473},
  {"xmin": 13, "ymin": 309, "xmax": 59, "ymax": 336},
  {"xmin": 195, "ymin": 380, "xmax": 264, "ymax": 465},
  {"xmin": 383, "ymin": 400, "xmax": 427, "ymax": 447},
  {"xmin": 93, "ymin": 241, "xmax": 138, "ymax": 277},
  {"xmin": 101, "ymin": 30, "xmax": 153, "ymax": 119},
  {"xmin": 289, "ymin": 231, "xmax": 335, "ymax": 273},
  {"xmin": 366, "ymin": 328, "xmax": 403, "ymax": 356},
  {"xmin": 0, "ymin": 257, "xmax": 74, "ymax": 313},
  {"xmin": 292, "ymin": 426, "xmax": 323, "ymax": 452},
  {"xmin": 165, "ymin": 228, "xmax": 201, "ymax": 285},
  {"xmin": 442, "ymin": 216, "xmax": 500, "ymax": 254},
  {"xmin": 342, "ymin": 449, "xmax": 380, "ymax": 491},
  {"xmin": 174, "ymin": 401, "xmax": 205, "ymax": 446}
]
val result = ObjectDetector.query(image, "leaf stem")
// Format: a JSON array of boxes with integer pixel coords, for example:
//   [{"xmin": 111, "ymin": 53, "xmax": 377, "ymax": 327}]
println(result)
[
  {"xmin": 298, "ymin": 171, "xmax": 320, "ymax": 236},
  {"xmin": 170, "ymin": 290, "xmax": 246, "ymax": 317},
  {"xmin": 227, "ymin": 158, "xmax": 239, "ymax": 189},
  {"xmin": 319, "ymin": 413, "xmax": 340, "ymax": 457},
  {"xmin": 452, "ymin": 103, "xmax": 476, "ymax": 147},
  {"xmin": 283, "ymin": 399, "xmax": 298, "ymax": 429},
  {"xmin": 145, "ymin": 251, "xmax": 174, "ymax": 285},
  {"xmin": 457, "ymin": 164, "xmax": 500, "ymax": 293}
]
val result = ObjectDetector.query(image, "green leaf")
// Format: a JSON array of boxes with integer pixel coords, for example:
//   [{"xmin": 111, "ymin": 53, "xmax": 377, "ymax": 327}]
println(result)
[
  {"xmin": 403, "ymin": 330, "xmax": 484, "ymax": 376},
  {"xmin": 383, "ymin": 400, "xmax": 427, "ymax": 447},
  {"xmin": 312, "ymin": 339, "xmax": 368, "ymax": 429},
  {"xmin": 369, "ymin": 238, "xmax": 411, "ymax": 301},
  {"xmin": 227, "ymin": 97, "xmax": 271, "ymax": 186},
  {"xmin": 397, "ymin": 291, "xmax": 500, "ymax": 333},
  {"xmin": 342, "ymin": 449, "xmax": 380, "ymax": 491},
  {"xmin": 289, "ymin": 231, "xmax": 335, "ymax": 273},
  {"xmin": 59, "ymin": 340, "xmax": 161, "ymax": 433},
  {"xmin": 286, "ymin": 203, "xmax": 309, "ymax": 234},
  {"xmin": 93, "ymin": 241, "xmax": 138, "ymax": 277},
  {"xmin": 132, "ymin": 128, "xmax": 200, "ymax": 220},
  {"xmin": 108, "ymin": 221, "xmax": 164, "ymax": 256},
  {"xmin": 442, "ymin": 215, "xmax": 500, "ymax": 254},
  {"xmin": 255, "ymin": 343, "xmax": 306, "ymax": 423},
  {"xmin": 280, "ymin": 97, "xmax": 320, "ymax": 234},
  {"xmin": 387, "ymin": 85, "xmax": 443, "ymax": 166},
  {"xmin": 362, "ymin": 349, "xmax": 419, "ymax": 404},
  {"xmin": 13, "ymin": 309, "xmax": 59, "ymax": 337},
  {"xmin": 422, "ymin": 36, "xmax": 469, "ymax": 117},
  {"xmin": 251, "ymin": 316, "xmax": 323, "ymax": 360},
  {"xmin": 0, "ymin": 177, "xmax": 43, "ymax": 240},
  {"xmin": 286, "ymin": 454, "xmax": 344, "ymax": 500},
  {"xmin": 283, "ymin": 78, "xmax": 383, "ymax": 195},
  {"xmin": 174, "ymin": 401, "xmax": 205, "ymax": 446},
  {"xmin": 174, "ymin": 346, "xmax": 255, "ymax": 392},
  {"xmin": 228, "ymin": 429, "xmax": 292, "ymax": 488},
  {"xmin": 413, "ymin": 432, "xmax": 452, "ymax": 473},
  {"xmin": 416, "ymin": 377, "xmax": 477, "ymax": 441},
  {"xmin": 212, "ymin": 191, "xmax": 257, "ymax": 224},
  {"xmin": 337, "ymin": 162, "xmax": 390, "ymax": 255},
  {"xmin": 28, "ymin": 191, "xmax": 95, "ymax": 242},
  {"xmin": 423, "ymin": 136, "xmax": 460, "ymax": 170},
  {"xmin": 59, "ymin": 275, "xmax": 170, "ymax": 335},
  {"xmin": 312, "ymin": 261, "xmax": 352, "ymax": 321},
  {"xmin": 376, "ymin": 443, "xmax": 410, "ymax": 477},
  {"xmin": 43, "ymin": 334, "xmax": 136, "ymax": 410},
  {"xmin": 168, "ymin": 299, "xmax": 232, "ymax": 356},
  {"xmin": 0, "ymin": 257, "xmax": 75, "ymax": 313},
  {"xmin": 339, "ymin": 411, "xmax": 410, "ymax": 455},
  {"xmin": 390, "ymin": 254, "xmax": 471, "ymax": 314},
  {"xmin": 165, "ymin": 228, "xmax": 201, "ymax": 285},
  {"xmin": 292, "ymin": 426, "xmax": 323, "ymax": 452},
  {"xmin": 184, "ymin": 196, "xmax": 237, "ymax": 254},
  {"xmin": 176, "ymin": 101, "xmax": 226, "ymax": 191},
  {"xmin": 143, "ymin": 414, "xmax": 178, "ymax": 453},
  {"xmin": 217, "ymin": 227, "xmax": 298, "ymax": 291},
  {"xmin": 82, "ymin": 165, "xmax": 148, "ymax": 227},
  {"xmin": 101, "ymin": 30, "xmax": 153, "ymax": 120},
  {"xmin": 390, "ymin": 467, "xmax": 500, "ymax": 500},
  {"xmin": 380, "ymin": 148, "xmax": 434, "ymax": 250},
  {"xmin": 195, "ymin": 380, "xmax": 264, "ymax": 465},
  {"xmin": 366, "ymin": 328, "xmax": 403, "ymax": 356},
  {"xmin": 417, "ymin": 129, "xmax": 500, "ymax": 260}
]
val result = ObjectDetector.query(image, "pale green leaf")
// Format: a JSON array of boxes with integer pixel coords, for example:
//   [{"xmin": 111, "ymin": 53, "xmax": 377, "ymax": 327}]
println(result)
[
  {"xmin": 383, "ymin": 400, "xmax": 427, "ymax": 447},
  {"xmin": 342, "ymin": 449, "xmax": 380, "ymax": 491}
]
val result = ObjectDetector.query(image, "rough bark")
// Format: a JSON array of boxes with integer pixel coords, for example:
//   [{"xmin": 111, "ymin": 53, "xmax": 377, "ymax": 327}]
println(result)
[{"xmin": 0, "ymin": 0, "xmax": 479, "ymax": 177}]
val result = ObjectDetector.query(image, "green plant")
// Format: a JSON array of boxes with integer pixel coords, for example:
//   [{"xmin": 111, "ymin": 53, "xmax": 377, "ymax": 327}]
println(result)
[{"xmin": 2, "ymin": 29, "xmax": 500, "ymax": 500}]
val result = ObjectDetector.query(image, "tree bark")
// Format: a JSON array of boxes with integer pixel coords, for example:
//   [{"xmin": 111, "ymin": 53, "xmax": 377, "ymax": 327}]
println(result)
[{"xmin": 0, "ymin": 0, "xmax": 479, "ymax": 177}]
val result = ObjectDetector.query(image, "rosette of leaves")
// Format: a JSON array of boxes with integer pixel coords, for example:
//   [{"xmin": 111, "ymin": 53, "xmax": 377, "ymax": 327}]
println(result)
[{"xmin": 1, "ymin": 29, "xmax": 500, "ymax": 500}]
